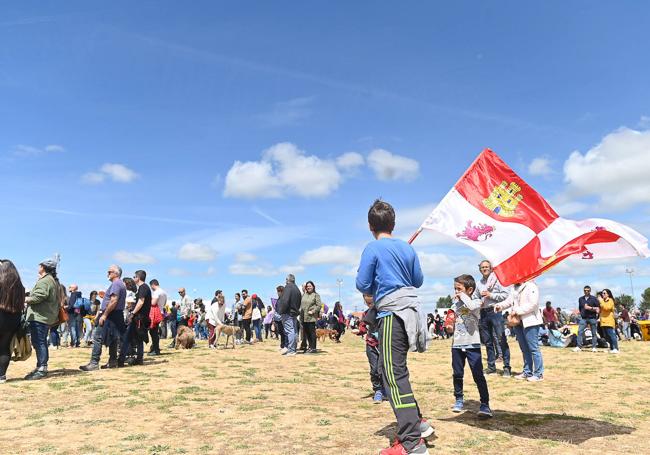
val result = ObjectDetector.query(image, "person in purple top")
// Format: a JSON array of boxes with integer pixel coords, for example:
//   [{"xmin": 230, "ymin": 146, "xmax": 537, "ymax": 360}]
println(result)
[{"xmin": 79, "ymin": 264, "xmax": 127, "ymax": 371}]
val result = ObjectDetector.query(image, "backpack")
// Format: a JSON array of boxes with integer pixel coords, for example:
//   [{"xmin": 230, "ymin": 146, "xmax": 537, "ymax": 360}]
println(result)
[{"xmin": 75, "ymin": 297, "xmax": 91, "ymax": 312}]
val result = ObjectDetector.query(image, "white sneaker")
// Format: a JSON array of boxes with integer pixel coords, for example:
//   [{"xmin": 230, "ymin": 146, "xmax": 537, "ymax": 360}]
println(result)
[
  {"xmin": 591, "ymin": 347, "xmax": 598, "ymax": 352},
  {"xmin": 572, "ymin": 347, "xmax": 581, "ymax": 352},
  {"xmin": 609, "ymin": 349, "xmax": 619, "ymax": 354},
  {"xmin": 280, "ymin": 347, "xmax": 288, "ymax": 355}
]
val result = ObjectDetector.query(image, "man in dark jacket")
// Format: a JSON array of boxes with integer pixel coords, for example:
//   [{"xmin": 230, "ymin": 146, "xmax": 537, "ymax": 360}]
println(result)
[
  {"xmin": 574, "ymin": 285, "xmax": 600, "ymax": 352},
  {"xmin": 275, "ymin": 273, "xmax": 302, "ymax": 356}
]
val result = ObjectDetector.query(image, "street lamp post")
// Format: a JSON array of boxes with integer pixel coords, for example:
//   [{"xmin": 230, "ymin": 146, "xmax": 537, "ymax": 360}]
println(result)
[
  {"xmin": 625, "ymin": 268, "xmax": 635, "ymax": 300},
  {"xmin": 336, "ymin": 279, "xmax": 343, "ymax": 304}
]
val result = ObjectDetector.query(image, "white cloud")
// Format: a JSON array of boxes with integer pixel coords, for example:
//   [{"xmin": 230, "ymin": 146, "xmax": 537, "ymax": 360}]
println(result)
[
  {"xmin": 278, "ymin": 264, "xmax": 305, "ymax": 275},
  {"xmin": 329, "ymin": 265, "xmax": 357, "ymax": 277},
  {"xmin": 178, "ymin": 243, "xmax": 217, "ymax": 261},
  {"xmin": 417, "ymin": 251, "xmax": 479, "ymax": 279},
  {"xmin": 44, "ymin": 144, "xmax": 65, "ymax": 153},
  {"xmin": 224, "ymin": 142, "xmax": 342, "ymax": 199},
  {"xmin": 528, "ymin": 157, "xmax": 553, "ymax": 176},
  {"xmin": 168, "ymin": 267, "xmax": 191, "ymax": 277},
  {"xmin": 229, "ymin": 262, "xmax": 276, "ymax": 276},
  {"xmin": 223, "ymin": 160, "xmax": 282, "ymax": 198},
  {"xmin": 367, "ymin": 149, "xmax": 419, "ymax": 182},
  {"xmin": 81, "ymin": 172, "xmax": 106, "ymax": 184},
  {"xmin": 113, "ymin": 250, "xmax": 156, "ymax": 264},
  {"xmin": 336, "ymin": 152, "xmax": 365, "ymax": 170},
  {"xmin": 396, "ymin": 204, "xmax": 437, "ymax": 230},
  {"xmin": 548, "ymin": 198, "xmax": 589, "ymax": 217},
  {"xmin": 12, "ymin": 144, "xmax": 65, "ymax": 157},
  {"xmin": 563, "ymin": 127, "xmax": 650, "ymax": 209},
  {"xmin": 300, "ymin": 245, "xmax": 360, "ymax": 266},
  {"xmin": 101, "ymin": 163, "xmax": 139, "ymax": 183},
  {"xmin": 258, "ymin": 96, "xmax": 314, "ymax": 127},
  {"xmin": 82, "ymin": 163, "xmax": 139, "ymax": 185},
  {"xmin": 235, "ymin": 252, "xmax": 257, "ymax": 263},
  {"xmin": 639, "ymin": 115, "xmax": 650, "ymax": 129}
]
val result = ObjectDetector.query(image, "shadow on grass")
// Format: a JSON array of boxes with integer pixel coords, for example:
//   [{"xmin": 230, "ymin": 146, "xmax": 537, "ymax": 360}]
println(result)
[
  {"xmin": 5, "ymin": 368, "xmax": 83, "ymax": 383},
  {"xmin": 438, "ymin": 400, "xmax": 635, "ymax": 444}
]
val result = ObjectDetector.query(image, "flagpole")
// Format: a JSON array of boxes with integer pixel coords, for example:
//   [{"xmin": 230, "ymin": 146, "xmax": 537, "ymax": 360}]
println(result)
[{"xmin": 408, "ymin": 227, "xmax": 422, "ymax": 245}]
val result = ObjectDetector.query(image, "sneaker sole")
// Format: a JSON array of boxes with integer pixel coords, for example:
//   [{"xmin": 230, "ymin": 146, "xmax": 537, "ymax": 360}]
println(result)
[
  {"xmin": 477, "ymin": 412, "xmax": 493, "ymax": 419},
  {"xmin": 452, "ymin": 408, "xmax": 463, "ymax": 413},
  {"xmin": 421, "ymin": 426, "xmax": 435, "ymax": 439}
]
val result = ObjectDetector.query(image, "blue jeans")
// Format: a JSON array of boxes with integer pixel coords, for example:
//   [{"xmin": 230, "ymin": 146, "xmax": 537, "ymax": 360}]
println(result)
[
  {"xmin": 451, "ymin": 347, "xmax": 489, "ymax": 405},
  {"xmin": 479, "ymin": 309, "xmax": 510, "ymax": 369},
  {"xmin": 83, "ymin": 318, "xmax": 93, "ymax": 343},
  {"xmin": 68, "ymin": 313, "xmax": 81, "ymax": 347},
  {"xmin": 49, "ymin": 326, "xmax": 60, "ymax": 347},
  {"xmin": 577, "ymin": 318, "xmax": 598, "ymax": 348},
  {"xmin": 253, "ymin": 319, "xmax": 262, "ymax": 341},
  {"xmin": 603, "ymin": 327, "xmax": 619, "ymax": 351},
  {"xmin": 29, "ymin": 321, "xmax": 50, "ymax": 369},
  {"xmin": 280, "ymin": 314, "xmax": 297, "ymax": 353},
  {"xmin": 622, "ymin": 322, "xmax": 631, "ymax": 340},
  {"xmin": 513, "ymin": 324, "xmax": 544, "ymax": 377}
]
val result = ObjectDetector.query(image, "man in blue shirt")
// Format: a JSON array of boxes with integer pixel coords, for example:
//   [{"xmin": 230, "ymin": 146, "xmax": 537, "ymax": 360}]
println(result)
[
  {"xmin": 574, "ymin": 285, "xmax": 600, "ymax": 352},
  {"xmin": 356, "ymin": 200, "xmax": 430, "ymax": 455}
]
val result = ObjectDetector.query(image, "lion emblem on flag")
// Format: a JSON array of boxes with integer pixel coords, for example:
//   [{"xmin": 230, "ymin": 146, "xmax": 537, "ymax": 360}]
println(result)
[{"xmin": 456, "ymin": 220, "xmax": 495, "ymax": 242}]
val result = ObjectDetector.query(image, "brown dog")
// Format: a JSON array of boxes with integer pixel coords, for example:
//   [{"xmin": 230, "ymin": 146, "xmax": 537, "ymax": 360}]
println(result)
[
  {"xmin": 215, "ymin": 324, "xmax": 242, "ymax": 349},
  {"xmin": 316, "ymin": 328, "xmax": 336, "ymax": 343},
  {"xmin": 175, "ymin": 325, "xmax": 195, "ymax": 349}
]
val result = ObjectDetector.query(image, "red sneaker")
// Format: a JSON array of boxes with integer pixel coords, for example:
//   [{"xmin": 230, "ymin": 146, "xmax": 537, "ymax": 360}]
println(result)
[{"xmin": 380, "ymin": 439, "xmax": 429, "ymax": 455}]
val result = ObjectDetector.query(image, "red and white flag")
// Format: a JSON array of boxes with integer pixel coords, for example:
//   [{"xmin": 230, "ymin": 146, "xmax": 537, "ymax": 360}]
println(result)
[{"xmin": 414, "ymin": 149, "xmax": 649, "ymax": 286}]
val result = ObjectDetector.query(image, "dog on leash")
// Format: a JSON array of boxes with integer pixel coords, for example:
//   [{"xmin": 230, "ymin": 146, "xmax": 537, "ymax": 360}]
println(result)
[
  {"xmin": 175, "ymin": 325, "xmax": 195, "ymax": 349},
  {"xmin": 316, "ymin": 328, "xmax": 336, "ymax": 343},
  {"xmin": 215, "ymin": 324, "xmax": 242, "ymax": 349}
]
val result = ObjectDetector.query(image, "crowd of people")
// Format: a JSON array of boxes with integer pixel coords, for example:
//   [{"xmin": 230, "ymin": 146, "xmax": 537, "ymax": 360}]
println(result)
[
  {"xmin": 0, "ymin": 258, "xmax": 352, "ymax": 381},
  {"xmin": 1, "ymin": 198, "xmax": 648, "ymax": 455}
]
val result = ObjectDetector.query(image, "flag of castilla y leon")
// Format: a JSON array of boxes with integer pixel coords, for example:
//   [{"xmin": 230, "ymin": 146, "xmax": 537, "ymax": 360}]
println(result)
[{"xmin": 411, "ymin": 149, "xmax": 650, "ymax": 287}]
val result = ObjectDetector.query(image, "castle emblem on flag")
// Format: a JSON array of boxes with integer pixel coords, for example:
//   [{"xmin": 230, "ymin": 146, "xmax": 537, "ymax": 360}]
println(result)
[
  {"xmin": 483, "ymin": 181, "xmax": 523, "ymax": 217},
  {"xmin": 456, "ymin": 220, "xmax": 495, "ymax": 242}
]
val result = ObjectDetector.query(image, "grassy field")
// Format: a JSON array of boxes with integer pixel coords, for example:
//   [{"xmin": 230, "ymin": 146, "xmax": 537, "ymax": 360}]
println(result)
[{"xmin": 1, "ymin": 333, "xmax": 648, "ymax": 455}]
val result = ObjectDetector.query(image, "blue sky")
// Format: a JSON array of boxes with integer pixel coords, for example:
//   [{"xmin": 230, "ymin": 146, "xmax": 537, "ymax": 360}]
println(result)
[{"xmin": 2, "ymin": 2, "xmax": 649, "ymax": 312}]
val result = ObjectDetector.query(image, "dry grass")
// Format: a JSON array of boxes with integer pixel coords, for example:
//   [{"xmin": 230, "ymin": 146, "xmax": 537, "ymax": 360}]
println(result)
[{"xmin": 1, "ymin": 334, "xmax": 648, "ymax": 454}]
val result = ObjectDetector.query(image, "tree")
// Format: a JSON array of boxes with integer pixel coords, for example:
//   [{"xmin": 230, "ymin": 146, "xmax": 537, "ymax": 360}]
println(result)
[
  {"xmin": 640, "ymin": 287, "xmax": 650, "ymax": 312},
  {"xmin": 436, "ymin": 295, "xmax": 452, "ymax": 309},
  {"xmin": 615, "ymin": 293, "xmax": 635, "ymax": 310}
]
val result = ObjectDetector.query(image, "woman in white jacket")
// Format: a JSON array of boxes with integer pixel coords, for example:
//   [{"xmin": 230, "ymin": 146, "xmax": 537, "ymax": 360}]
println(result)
[{"xmin": 495, "ymin": 280, "xmax": 544, "ymax": 382}]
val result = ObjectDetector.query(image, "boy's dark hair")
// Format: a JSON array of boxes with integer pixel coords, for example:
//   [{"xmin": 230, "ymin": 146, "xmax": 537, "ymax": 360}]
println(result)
[
  {"xmin": 454, "ymin": 274, "xmax": 476, "ymax": 293},
  {"xmin": 368, "ymin": 199, "xmax": 395, "ymax": 234},
  {"xmin": 134, "ymin": 270, "xmax": 146, "ymax": 282},
  {"xmin": 149, "ymin": 279, "xmax": 159, "ymax": 286}
]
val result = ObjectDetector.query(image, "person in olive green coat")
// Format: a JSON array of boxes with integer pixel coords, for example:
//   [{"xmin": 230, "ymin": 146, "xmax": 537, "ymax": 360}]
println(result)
[
  {"xmin": 300, "ymin": 281, "xmax": 322, "ymax": 353},
  {"xmin": 24, "ymin": 258, "xmax": 62, "ymax": 380}
]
